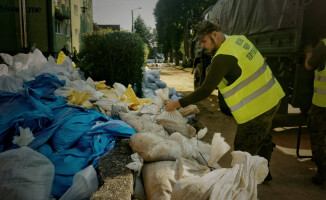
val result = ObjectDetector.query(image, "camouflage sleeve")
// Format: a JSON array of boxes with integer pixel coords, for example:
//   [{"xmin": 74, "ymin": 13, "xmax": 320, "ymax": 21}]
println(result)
[
  {"xmin": 179, "ymin": 55, "xmax": 238, "ymax": 107},
  {"xmin": 309, "ymin": 41, "xmax": 326, "ymax": 71}
]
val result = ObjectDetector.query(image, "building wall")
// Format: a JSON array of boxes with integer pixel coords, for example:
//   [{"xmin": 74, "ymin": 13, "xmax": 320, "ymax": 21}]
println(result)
[
  {"xmin": 70, "ymin": 0, "xmax": 81, "ymax": 53},
  {"xmin": 0, "ymin": 0, "xmax": 93, "ymax": 55},
  {"xmin": 53, "ymin": 0, "xmax": 72, "ymax": 55},
  {"xmin": 0, "ymin": 0, "xmax": 48, "ymax": 53},
  {"xmin": 71, "ymin": 0, "xmax": 93, "ymax": 53}
]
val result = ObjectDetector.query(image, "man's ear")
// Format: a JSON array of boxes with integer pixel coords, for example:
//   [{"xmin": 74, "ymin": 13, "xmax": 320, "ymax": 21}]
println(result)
[{"xmin": 211, "ymin": 31, "xmax": 218, "ymax": 38}]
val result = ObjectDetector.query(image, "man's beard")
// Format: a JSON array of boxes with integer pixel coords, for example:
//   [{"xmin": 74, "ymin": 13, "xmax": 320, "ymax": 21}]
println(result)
[{"xmin": 208, "ymin": 35, "xmax": 218, "ymax": 52}]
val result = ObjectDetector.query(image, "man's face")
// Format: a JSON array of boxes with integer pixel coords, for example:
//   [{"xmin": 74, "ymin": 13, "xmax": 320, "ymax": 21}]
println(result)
[{"xmin": 200, "ymin": 34, "xmax": 217, "ymax": 53}]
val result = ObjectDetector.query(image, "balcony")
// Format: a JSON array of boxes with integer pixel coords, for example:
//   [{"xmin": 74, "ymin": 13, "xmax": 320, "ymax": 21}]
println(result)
[{"xmin": 55, "ymin": 3, "xmax": 70, "ymax": 20}]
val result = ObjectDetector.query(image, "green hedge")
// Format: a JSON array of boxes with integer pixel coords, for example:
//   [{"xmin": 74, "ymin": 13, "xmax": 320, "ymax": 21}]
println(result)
[{"xmin": 79, "ymin": 30, "xmax": 145, "ymax": 97}]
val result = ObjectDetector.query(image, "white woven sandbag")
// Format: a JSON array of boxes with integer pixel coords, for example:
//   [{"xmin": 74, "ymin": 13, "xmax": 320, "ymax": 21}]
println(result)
[
  {"xmin": 178, "ymin": 105, "xmax": 200, "ymax": 117},
  {"xmin": 0, "ymin": 64, "xmax": 8, "ymax": 76},
  {"xmin": 111, "ymin": 101, "xmax": 129, "ymax": 117},
  {"xmin": 171, "ymin": 168, "xmax": 229, "ymax": 200},
  {"xmin": 156, "ymin": 111, "xmax": 190, "ymax": 137},
  {"xmin": 0, "ymin": 53, "xmax": 13, "ymax": 65},
  {"xmin": 143, "ymin": 158, "xmax": 210, "ymax": 200},
  {"xmin": 113, "ymin": 82, "xmax": 126, "ymax": 99},
  {"xmin": 60, "ymin": 165, "xmax": 98, "ymax": 200},
  {"xmin": 139, "ymin": 103, "xmax": 162, "ymax": 115},
  {"xmin": 174, "ymin": 157, "xmax": 210, "ymax": 180},
  {"xmin": 208, "ymin": 132, "xmax": 231, "ymax": 167},
  {"xmin": 187, "ymin": 124, "xmax": 196, "ymax": 137},
  {"xmin": 190, "ymin": 137, "xmax": 212, "ymax": 166},
  {"xmin": 196, "ymin": 128, "xmax": 208, "ymax": 139},
  {"xmin": 154, "ymin": 87, "xmax": 169, "ymax": 107},
  {"xmin": 0, "ymin": 146, "xmax": 55, "ymax": 200},
  {"xmin": 141, "ymin": 114, "xmax": 157, "ymax": 122},
  {"xmin": 0, "ymin": 76, "xmax": 24, "ymax": 92},
  {"xmin": 142, "ymin": 161, "xmax": 176, "ymax": 200},
  {"xmin": 126, "ymin": 153, "xmax": 144, "ymax": 176},
  {"xmin": 169, "ymin": 132, "xmax": 196, "ymax": 159},
  {"xmin": 129, "ymin": 133, "xmax": 182, "ymax": 162},
  {"xmin": 94, "ymin": 98, "xmax": 118, "ymax": 115},
  {"xmin": 209, "ymin": 164, "xmax": 243, "ymax": 200},
  {"xmin": 119, "ymin": 112, "xmax": 168, "ymax": 137},
  {"xmin": 230, "ymin": 151, "xmax": 268, "ymax": 200}
]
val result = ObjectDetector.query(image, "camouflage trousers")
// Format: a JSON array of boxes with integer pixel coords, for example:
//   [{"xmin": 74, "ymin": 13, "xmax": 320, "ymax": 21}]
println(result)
[
  {"xmin": 234, "ymin": 102, "xmax": 280, "ymax": 163},
  {"xmin": 308, "ymin": 105, "xmax": 326, "ymax": 173}
]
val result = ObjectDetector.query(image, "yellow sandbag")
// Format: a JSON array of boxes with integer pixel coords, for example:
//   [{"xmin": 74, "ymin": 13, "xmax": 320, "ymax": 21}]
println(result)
[
  {"xmin": 57, "ymin": 51, "xmax": 76, "ymax": 68},
  {"xmin": 124, "ymin": 84, "xmax": 140, "ymax": 106},
  {"xmin": 57, "ymin": 51, "xmax": 66, "ymax": 65},
  {"xmin": 94, "ymin": 80, "xmax": 110, "ymax": 91},
  {"xmin": 123, "ymin": 85, "xmax": 152, "ymax": 110},
  {"xmin": 100, "ymin": 89, "xmax": 119, "ymax": 99},
  {"xmin": 139, "ymin": 98, "xmax": 152, "ymax": 105},
  {"xmin": 66, "ymin": 89, "xmax": 93, "ymax": 109}
]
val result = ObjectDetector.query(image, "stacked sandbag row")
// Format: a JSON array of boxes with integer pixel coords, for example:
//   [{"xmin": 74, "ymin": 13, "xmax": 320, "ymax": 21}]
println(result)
[
  {"xmin": 0, "ymin": 50, "xmax": 137, "ymax": 199},
  {"xmin": 142, "ymin": 67, "xmax": 184, "ymax": 100},
  {"xmin": 122, "ymin": 88, "xmax": 269, "ymax": 200}
]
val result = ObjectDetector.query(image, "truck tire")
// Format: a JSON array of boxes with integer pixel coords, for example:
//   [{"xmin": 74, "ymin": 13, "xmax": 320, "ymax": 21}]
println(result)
[{"xmin": 194, "ymin": 63, "xmax": 203, "ymax": 90}]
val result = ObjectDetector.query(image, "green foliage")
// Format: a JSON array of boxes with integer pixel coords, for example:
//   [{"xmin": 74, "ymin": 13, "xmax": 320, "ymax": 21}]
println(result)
[
  {"xmin": 79, "ymin": 30, "xmax": 145, "ymax": 97},
  {"xmin": 134, "ymin": 15, "xmax": 156, "ymax": 58},
  {"xmin": 154, "ymin": 0, "xmax": 216, "ymax": 61},
  {"xmin": 144, "ymin": 43, "xmax": 149, "ymax": 65},
  {"xmin": 134, "ymin": 16, "xmax": 151, "ymax": 45}
]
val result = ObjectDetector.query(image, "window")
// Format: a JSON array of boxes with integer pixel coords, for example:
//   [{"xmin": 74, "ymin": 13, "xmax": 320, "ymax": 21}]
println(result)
[
  {"xmin": 66, "ymin": 24, "xmax": 70, "ymax": 37},
  {"xmin": 54, "ymin": 0, "xmax": 61, "ymax": 6},
  {"xmin": 75, "ymin": 28, "xmax": 79, "ymax": 38},
  {"xmin": 55, "ymin": 21, "xmax": 60, "ymax": 34},
  {"xmin": 55, "ymin": 20, "xmax": 63, "ymax": 35},
  {"xmin": 74, "ymin": 5, "xmax": 78, "ymax": 15}
]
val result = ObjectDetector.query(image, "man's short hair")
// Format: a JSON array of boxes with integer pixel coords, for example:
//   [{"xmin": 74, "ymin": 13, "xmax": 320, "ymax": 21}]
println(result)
[{"xmin": 195, "ymin": 20, "xmax": 221, "ymax": 41}]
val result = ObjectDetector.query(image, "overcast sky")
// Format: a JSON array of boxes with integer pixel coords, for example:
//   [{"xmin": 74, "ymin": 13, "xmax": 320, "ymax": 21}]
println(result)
[{"xmin": 93, "ymin": 0, "xmax": 158, "ymax": 31}]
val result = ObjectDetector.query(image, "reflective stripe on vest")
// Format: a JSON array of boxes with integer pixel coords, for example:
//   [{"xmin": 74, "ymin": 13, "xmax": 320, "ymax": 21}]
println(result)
[
  {"xmin": 229, "ymin": 74, "xmax": 276, "ymax": 112},
  {"xmin": 312, "ymin": 39, "xmax": 326, "ymax": 107},
  {"xmin": 223, "ymin": 61, "xmax": 268, "ymax": 99},
  {"xmin": 314, "ymin": 88, "xmax": 326, "ymax": 95},
  {"xmin": 315, "ymin": 75, "xmax": 326, "ymax": 82},
  {"xmin": 214, "ymin": 35, "xmax": 285, "ymax": 124}
]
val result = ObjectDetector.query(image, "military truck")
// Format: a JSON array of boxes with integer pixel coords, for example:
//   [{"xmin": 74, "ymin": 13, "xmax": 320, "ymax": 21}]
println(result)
[{"xmin": 185, "ymin": 0, "xmax": 326, "ymax": 115}]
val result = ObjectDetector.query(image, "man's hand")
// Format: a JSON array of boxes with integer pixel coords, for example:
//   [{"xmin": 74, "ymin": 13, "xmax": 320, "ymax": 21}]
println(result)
[
  {"xmin": 163, "ymin": 100, "xmax": 181, "ymax": 112},
  {"xmin": 304, "ymin": 44, "xmax": 314, "ymax": 71}
]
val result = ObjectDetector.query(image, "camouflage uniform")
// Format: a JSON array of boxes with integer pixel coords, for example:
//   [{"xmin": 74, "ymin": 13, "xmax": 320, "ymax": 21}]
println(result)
[
  {"xmin": 308, "ymin": 104, "xmax": 326, "ymax": 179},
  {"xmin": 307, "ymin": 39, "xmax": 326, "ymax": 183},
  {"xmin": 234, "ymin": 102, "xmax": 280, "ymax": 163}
]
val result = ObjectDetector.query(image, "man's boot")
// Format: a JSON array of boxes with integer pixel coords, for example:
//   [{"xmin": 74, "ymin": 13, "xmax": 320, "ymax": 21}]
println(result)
[{"xmin": 312, "ymin": 167, "xmax": 326, "ymax": 185}]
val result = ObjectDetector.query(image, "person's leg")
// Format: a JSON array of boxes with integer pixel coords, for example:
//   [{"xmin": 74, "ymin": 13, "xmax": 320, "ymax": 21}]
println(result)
[
  {"xmin": 308, "ymin": 105, "xmax": 326, "ymax": 185},
  {"xmin": 310, "ymin": 129, "xmax": 326, "ymax": 185},
  {"xmin": 234, "ymin": 103, "xmax": 280, "ymax": 181}
]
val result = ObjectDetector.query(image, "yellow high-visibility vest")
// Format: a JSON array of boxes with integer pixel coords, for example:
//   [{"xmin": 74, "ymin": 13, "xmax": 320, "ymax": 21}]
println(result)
[
  {"xmin": 214, "ymin": 35, "xmax": 285, "ymax": 124},
  {"xmin": 312, "ymin": 39, "xmax": 326, "ymax": 107}
]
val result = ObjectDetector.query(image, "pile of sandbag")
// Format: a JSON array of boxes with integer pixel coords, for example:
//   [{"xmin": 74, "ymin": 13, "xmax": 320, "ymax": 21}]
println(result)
[
  {"xmin": 123, "ymin": 87, "xmax": 269, "ymax": 200},
  {"xmin": 0, "ymin": 50, "xmax": 138, "ymax": 199},
  {"xmin": 142, "ymin": 67, "xmax": 184, "ymax": 100}
]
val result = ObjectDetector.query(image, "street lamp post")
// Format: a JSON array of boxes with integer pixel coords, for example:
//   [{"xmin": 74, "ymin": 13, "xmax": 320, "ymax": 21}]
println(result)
[{"xmin": 131, "ymin": 7, "xmax": 141, "ymax": 32}]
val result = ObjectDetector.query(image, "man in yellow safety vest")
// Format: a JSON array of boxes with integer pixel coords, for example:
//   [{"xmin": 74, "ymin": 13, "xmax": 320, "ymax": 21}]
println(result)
[
  {"xmin": 164, "ymin": 20, "xmax": 285, "ymax": 181},
  {"xmin": 305, "ymin": 38, "xmax": 326, "ymax": 186}
]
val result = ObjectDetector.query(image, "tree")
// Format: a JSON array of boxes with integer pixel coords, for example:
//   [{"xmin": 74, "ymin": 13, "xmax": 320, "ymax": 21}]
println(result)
[
  {"xmin": 134, "ymin": 15, "xmax": 156, "ymax": 58},
  {"xmin": 154, "ymin": 0, "xmax": 216, "ymax": 65}
]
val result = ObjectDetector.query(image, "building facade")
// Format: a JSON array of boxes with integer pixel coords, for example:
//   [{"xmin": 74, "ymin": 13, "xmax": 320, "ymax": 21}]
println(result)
[{"xmin": 0, "ymin": 0, "xmax": 93, "ymax": 56}]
